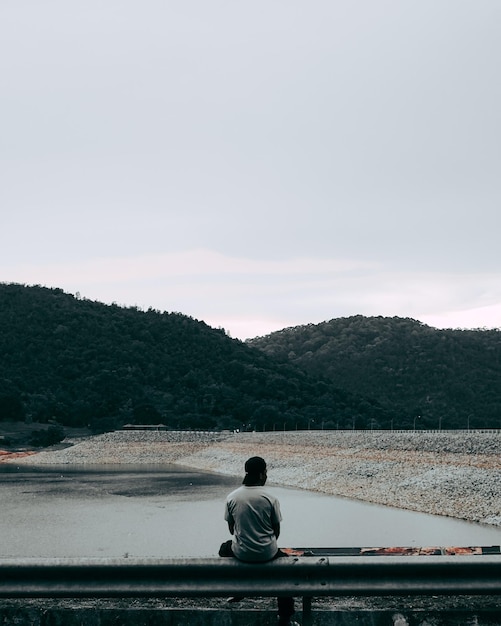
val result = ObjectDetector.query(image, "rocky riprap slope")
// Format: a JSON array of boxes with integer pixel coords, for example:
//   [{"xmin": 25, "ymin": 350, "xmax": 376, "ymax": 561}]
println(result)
[
  {"xmin": 7, "ymin": 429, "xmax": 501, "ymax": 527},
  {"xmin": 5, "ymin": 429, "xmax": 227, "ymax": 465}
]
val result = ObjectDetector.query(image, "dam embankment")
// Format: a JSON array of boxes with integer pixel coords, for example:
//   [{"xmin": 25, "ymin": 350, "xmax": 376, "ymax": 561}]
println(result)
[{"xmin": 6, "ymin": 429, "xmax": 501, "ymax": 527}]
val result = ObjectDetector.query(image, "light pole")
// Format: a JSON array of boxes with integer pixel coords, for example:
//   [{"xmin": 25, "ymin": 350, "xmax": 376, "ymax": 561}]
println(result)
[{"xmin": 413, "ymin": 415, "xmax": 421, "ymax": 431}]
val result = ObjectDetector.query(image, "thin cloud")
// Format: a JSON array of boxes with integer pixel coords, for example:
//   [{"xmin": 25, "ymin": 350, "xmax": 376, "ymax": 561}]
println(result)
[
  {"xmin": 4, "ymin": 251, "xmax": 500, "ymax": 339},
  {"xmin": 3, "ymin": 250, "xmax": 378, "ymax": 284}
]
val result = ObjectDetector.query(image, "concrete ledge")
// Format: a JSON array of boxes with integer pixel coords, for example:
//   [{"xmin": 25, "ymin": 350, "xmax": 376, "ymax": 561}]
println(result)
[{"xmin": 2, "ymin": 605, "xmax": 501, "ymax": 626}]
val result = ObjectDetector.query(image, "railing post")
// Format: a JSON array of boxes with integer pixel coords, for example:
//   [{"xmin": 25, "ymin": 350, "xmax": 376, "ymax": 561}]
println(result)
[{"xmin": 302, "ymin": 595, "xmax": 313, "ymax": 624}]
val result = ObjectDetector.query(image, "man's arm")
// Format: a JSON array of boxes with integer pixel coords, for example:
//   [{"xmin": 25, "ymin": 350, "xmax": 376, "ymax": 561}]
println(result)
[
  {"xmin": 224, "ymin": 500, "xmax": 235, "ymax": 534},
  {"xmin": 272, "ymin": 521, "xmax": 280, "ymax": 539},
  {"xmin": 271, "ymin": 499, "xmax": 282, "ymax": 539}
]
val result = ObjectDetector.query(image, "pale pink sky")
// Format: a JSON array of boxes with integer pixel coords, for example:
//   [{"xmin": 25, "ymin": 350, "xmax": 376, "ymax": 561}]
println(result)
[{"xmin": 2, "ymin": 1, "xmax": 500, "ymax": 339}]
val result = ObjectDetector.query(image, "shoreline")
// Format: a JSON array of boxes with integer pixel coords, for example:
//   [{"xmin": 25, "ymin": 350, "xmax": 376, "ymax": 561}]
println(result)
[{"xmin": 4, "ymin": 430, "xmax": 501, "ymax": 527}]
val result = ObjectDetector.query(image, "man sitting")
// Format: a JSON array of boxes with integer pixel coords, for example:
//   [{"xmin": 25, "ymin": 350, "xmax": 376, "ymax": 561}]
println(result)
[{"xmin": 221, "ymin": 456, "xmax": 298, "ymax": 626}]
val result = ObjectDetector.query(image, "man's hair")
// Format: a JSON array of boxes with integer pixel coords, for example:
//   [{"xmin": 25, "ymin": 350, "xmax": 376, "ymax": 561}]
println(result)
[{"xmin": 244, "ymin": 456, "xmax": 267, "ymax": 476}]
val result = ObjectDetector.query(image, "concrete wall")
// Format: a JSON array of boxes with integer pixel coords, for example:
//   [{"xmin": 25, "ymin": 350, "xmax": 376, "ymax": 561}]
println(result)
[{"xmin": 1, "ymin": 606, "xmax": 501, "ymax": 625}]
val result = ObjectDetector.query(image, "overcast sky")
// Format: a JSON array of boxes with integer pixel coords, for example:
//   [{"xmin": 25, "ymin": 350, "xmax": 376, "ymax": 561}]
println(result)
[{"xmin": 2, "ymin": 1, "xmax": 500, "ymax": 339}]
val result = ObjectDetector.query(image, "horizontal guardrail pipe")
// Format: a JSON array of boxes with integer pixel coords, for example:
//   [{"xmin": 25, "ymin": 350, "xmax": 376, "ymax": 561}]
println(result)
[{"xmin": 1, "ymin": 556, "xmax": 501, "ymax": 599}]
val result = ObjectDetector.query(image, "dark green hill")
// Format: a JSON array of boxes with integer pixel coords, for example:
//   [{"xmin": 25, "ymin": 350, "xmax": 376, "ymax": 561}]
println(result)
[
  {"xmin": 0, "ymin": 284, "xmax": 392, "ymax": 432},
  {"xmin": 247, "ymin": 315, "xmax": 501, "ymax": 429}
]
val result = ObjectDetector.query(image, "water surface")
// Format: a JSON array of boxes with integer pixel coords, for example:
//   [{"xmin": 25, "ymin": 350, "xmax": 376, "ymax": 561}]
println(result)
[{"xmin": 1, "ymin": 464, "xmax": 499, "ymax": 558}]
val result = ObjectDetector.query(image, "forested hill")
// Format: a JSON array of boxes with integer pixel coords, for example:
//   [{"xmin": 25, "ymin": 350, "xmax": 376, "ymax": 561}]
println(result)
[
  {"xmin": 247, "ymin": 316, "xmax": 501, "ymax": 430},
  {"xmin": 0, "ymin": 284, "xmax": 392, "ymax": 432}
]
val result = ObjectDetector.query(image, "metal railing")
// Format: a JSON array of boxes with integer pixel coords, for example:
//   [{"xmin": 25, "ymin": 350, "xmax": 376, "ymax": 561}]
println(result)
[{"xmin": 1, "ymin": 555, "xmax": 501, "ymax": 600}]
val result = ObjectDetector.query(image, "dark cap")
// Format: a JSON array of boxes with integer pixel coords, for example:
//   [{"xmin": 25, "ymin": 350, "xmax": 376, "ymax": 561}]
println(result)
[{"xmin": 244, "ymin": 456, "xmax": 267, "ymax": 475}]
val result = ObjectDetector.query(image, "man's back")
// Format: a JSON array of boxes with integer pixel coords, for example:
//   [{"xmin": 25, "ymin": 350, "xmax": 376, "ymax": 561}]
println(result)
[{"xmin": 225, "ymin": 484, "xmax": 281, "ymax": 562}]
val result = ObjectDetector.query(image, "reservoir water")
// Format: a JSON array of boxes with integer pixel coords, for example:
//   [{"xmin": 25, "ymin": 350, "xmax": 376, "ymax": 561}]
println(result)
[{"xmin": 1, "ymin": 464, "xmax": 500, "ymax": 558}]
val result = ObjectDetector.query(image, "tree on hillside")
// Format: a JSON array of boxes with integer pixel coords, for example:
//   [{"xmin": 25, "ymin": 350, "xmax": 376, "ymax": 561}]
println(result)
[
  {"xmin": 248, "ymin": 316, "xmax": 501, "ymax": 429},
  {"xmin": 0, "ymin": 283, "xmax": 390, "ymax": 432}
]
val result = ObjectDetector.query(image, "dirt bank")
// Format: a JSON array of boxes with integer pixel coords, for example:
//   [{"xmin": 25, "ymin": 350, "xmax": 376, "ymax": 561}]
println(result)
[{"xmin": 5, "ymin": 430, "xmax": 501, "ymax": 527}]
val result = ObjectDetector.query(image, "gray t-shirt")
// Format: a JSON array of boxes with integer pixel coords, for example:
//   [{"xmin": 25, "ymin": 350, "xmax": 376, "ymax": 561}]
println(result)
[{"xmin": 224, "ymin": 485, "xmax": 282, "ymax": 562}]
